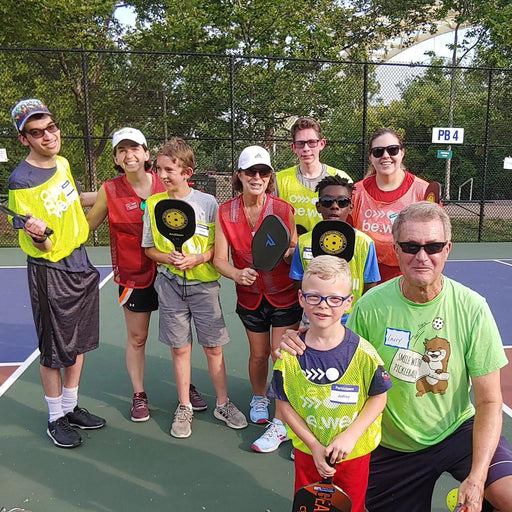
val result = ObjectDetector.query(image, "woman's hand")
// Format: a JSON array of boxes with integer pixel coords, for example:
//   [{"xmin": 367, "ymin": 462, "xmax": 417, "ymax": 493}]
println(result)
[{"xmin": 235, "ymin": 267, "xmax": 258, "ymax": 286}]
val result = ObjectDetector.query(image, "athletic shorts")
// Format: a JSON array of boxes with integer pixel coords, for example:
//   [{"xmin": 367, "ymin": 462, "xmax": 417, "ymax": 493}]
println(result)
[
  {"xmin": 236, "ymin": 296, "xmax": 302, "ymax": 333},
  {"xmin": 118, "ymin": 282, "xmax": 158, "ymax": 313},
  {"xmin": 28, "ymin": 262, "xmax": 100, "ymax": 368},
  {"xmin": 294, "ymin": 449, "xmax": 370, "ymax": 512},
  {"xmin": 154, "ymin": 273, "xmax": 229, "ymax": 349},
  {"xmin": 366, "ymin": 417, "xmax": 512, "ymax": 512}
]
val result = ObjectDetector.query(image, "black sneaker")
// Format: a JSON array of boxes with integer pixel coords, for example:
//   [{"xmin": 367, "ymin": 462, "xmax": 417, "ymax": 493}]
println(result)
[
  {"xmin": 47, "ymin": 416, "xmax": 82, "ymax": 448},
  {"xmin": 66, "ymin": 406, "xmax": 106, "ymax": 430}
]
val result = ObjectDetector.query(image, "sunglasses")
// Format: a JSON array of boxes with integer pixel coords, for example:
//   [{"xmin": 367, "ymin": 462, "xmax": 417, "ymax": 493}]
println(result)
[
  {"xmin": 397, "ymin": 241, "xmax": 448, "ymax": 255},
  {"xmin": 24, "ymin": 122, "xmax": 60, "ymax": 139},
  {"xmin": 243, "ymin": 168, "xmax": 272, "ymax": 177},
  {"xmin": 293, "ymin": 139, "xmax": 321, "ymax": 149},
  {"xmin": 370, "ymin": 145, "xmax": 402, "ymax": 158},
  {"xmin": 301, "ymin": 292, "xmax": 351, "ymax": 308},
  {"xmin": 318, "ymin": 196, "xmax": 351, "ymax": 208}
]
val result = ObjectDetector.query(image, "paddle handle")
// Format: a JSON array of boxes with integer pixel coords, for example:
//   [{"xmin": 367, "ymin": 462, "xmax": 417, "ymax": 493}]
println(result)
[{"xmin": 0, "ymin": 204, "xmax": 54, "ymax": 236}]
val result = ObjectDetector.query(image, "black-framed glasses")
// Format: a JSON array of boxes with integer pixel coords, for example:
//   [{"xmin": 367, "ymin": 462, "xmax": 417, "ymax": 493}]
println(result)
[
  {"xmin": 396, "ymin": 241, "xmax": 448, "ymax": 255},
  {"xmin": 24, "ymin": 122, "xmax": 60, "ymax": 139},
  {"xmin": 243, "ymin": 168, "xmax": 272, "ymax": 177},
  {"xmin": 318, "ymin": 196, "xmax": 351, "ymax": 209},
  {"xmin": 293, "ymin": 139, "xmax": 321, "ymax": 149},
  {"xmin": 301, "ymin": 292, "xmax": 351, "ymax": 307},
  {"xmin": 370, "ymin": 145, "xmax": 402, "ymax": 158}
]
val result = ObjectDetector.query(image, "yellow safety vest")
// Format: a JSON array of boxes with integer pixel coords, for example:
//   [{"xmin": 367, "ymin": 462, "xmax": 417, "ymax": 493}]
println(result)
[
  {"xmin": 8, "ymin": 156, "xmax": 89, "ymax": 262},
  {"xmin": 146, "ymin": 192, "xmax": 220, "ymax": 282}
]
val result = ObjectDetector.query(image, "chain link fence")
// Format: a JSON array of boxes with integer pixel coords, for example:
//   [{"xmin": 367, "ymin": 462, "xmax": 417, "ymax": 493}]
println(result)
[{"xmin": 1, "ymin": 48, "xmax": 511, "ymax": 246}]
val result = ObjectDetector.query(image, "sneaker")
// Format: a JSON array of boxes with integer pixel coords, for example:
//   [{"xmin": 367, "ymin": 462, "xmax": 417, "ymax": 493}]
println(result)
[
  {"xmin": 250, "ymin": 395, "xmax": 270, "ymax": 424},
  {"xmin": 251, "ymin": 418, "xmax": 289, "ymax": 453},
  {"xmin": 214, "ymin": 400, "xmax": 248, "ymax": 429},
  {"xmin": 170, "ymin": 404, "xmax": 193, "ymax": 438},
  {"xmin": 131, "ymin": 392, "xmax": 150, "ymax": 422},
  {"xmin": 66, "ymin": 406, "xmax": 106, "ymax": 430},
  {"xmin": 0, "ymin": 508, "xmax": 33, "ymax": 512},
  {"xmin": 46, "ymin": 416, "xmax": 82, "ymax": 448},
  {"xmin": 189, "ymin": 384, "xmax": 207, "ymax": 411}
]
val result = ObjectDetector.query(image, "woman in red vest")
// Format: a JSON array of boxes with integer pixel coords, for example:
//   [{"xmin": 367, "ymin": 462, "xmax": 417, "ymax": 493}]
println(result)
[
  {"xmin": 86, "ymin": 128, "xmax": 206, "ymax": 422},
  {"xmin": 351, "ymin": 128, "xmax": 429, "ymax": 282},
  {"xmin": 214, "ymin": 146, "xmax": 301, "ymax": 453}
]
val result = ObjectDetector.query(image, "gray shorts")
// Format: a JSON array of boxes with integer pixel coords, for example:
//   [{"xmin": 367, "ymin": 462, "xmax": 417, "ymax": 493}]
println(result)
[
  {"xmin": 28, "ymin": 262, "xmax": 100, "ymax": 368},
  {"xmin": 154, "ymin": 273, "xmax": 229, "ymax": 349}
]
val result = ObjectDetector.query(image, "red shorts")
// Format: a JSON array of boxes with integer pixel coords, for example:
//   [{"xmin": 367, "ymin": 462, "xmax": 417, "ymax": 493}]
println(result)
[{"xmin": 294, "ymin": 449, "xmax": 371, "ymax": 512}]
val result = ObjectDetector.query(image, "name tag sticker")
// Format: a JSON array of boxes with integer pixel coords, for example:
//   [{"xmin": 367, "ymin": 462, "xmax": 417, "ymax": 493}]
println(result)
[
  {"xmin": 330, "ymin": 384, "xmax": 359, "ymax": 404},
  {"xmin": 303, "ymin": 247, "xmax": 313, "ymax": 260},
  {"xmin": 388, "ymin": 212, "xmax": 398, "ymax": 225},
  {"xmin": 384, "ymin": 327, "xmax": 411, "ymax": 349},
  {"xmin": 195, "ymin": 224, "xmax": 209, "ymax": 237}
]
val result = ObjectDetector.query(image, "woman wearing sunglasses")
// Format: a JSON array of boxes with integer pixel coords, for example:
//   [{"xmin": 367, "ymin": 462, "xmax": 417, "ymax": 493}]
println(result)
[
  {"xmin": 351, "ymin": 128, "xmax": 429, "ymax": 282},
  {"xmin": 214, "ymin": 146, "xmax": 301, "ymax": 454}
]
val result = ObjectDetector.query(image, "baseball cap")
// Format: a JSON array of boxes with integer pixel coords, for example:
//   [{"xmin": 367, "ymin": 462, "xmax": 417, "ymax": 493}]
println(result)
[
  {"xmin": 238, "ymin": 145, "xmax": 273, "ymax": 171},
  {"xmin": 112, "ymin": 127, "xmax": 147, "ymax": 149},
  {"xmin": 11, "ymin": 99, "xmax": 52, "ymax": 132}
]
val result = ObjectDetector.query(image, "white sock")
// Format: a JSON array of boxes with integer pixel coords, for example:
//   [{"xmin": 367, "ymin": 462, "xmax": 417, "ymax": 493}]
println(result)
[
  {"xmin": 45, "ymin": 395, "xmax": 64, "ymax": 423},
  {"xmin": 61, "ymin": 386, "xmax": 79, "ymax": 415}
]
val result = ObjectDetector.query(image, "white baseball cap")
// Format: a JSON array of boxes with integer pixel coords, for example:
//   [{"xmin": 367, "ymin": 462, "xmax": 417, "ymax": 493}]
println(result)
[
  {"xmin": 112, "ymin": 127, "xmax": 147, "ymax": 148},
  {"xmin": 238, "ymin": 145, "xmax": 273, "ymax": 171}
]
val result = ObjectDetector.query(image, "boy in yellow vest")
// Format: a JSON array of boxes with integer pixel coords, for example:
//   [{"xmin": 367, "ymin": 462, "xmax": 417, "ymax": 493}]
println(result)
[
  {"xmin": 275, "ymin": 117, "xmax": 352, "ymax": 234},
  {"xmin": 142, "ymin": 138, "xmax": 247, "ymax": 438},
  {"xmin": 268, "ymin": 256, "xmax": 391, "ymax": 512},
  {"xmin": 290, "ymin": 174, "xmax": 380, "ymax": 324},
  {"xmin": 8, "ymin": 99, "xmax": 106, "ymax": 449}
]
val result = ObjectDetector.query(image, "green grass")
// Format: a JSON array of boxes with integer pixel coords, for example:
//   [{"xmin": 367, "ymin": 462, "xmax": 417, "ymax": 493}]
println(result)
[{"xmin": 451, "ymin": 218, "xmax": 512, "ymax": 242}]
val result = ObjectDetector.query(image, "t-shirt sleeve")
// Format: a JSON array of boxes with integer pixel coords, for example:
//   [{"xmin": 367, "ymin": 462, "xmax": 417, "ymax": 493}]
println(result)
[
  {"xmin": 368, "ymin": 365, "xmax": 393, "ymax": 396},
  {"xmin": 267, "ymin": 369, "xmax": 288, "ymax": 402},
  {"xmin": 289, "ymin": 245, "xmax": 305, "ymax": 281},
  {"xmin": 141, "ymin": 209, "xmax": 155, "ymax": 248},
  {"xmin": 363, "ymin": 242, "xmax": 381, "ymax": 283}
]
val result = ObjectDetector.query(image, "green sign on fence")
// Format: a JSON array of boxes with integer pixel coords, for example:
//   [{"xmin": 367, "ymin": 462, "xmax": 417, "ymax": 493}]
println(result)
[{"xmin": 437, "ymin": 150, "xmax": 453, "ymax": 159}]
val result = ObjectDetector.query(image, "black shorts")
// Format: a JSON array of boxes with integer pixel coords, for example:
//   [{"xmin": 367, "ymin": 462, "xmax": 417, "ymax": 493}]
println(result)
[
  {"xmin": 118, "ymin": 282, "xmax": 159, "ymax": 313},
  {"xmin": 366, "ymin": 417, "xmax": 512, "ymax": 512},
  {"xmin": 236, "ymin": 296, "xmax": 302, "ymax": 333},
  {"xmin": 29, "ymin": 262, "xmax": 100, "ymax": 368}
]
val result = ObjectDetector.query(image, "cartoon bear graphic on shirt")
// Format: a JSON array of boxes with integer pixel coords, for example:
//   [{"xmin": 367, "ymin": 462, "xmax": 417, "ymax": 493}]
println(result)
[{"xmin": 416, "ymin": 337, "xmax": 451, "ymax": 397}]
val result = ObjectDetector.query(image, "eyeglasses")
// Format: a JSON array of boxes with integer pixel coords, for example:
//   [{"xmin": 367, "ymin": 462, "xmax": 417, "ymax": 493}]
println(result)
[
  {"xmin": 301, "ymin": 292, "xmax": 351, "ymax": 308},
  {"xmin": 369, "ymin": 145, "xmax": 402, "ymax": 158},
  {"xmin": 396, "ymin": 241, "xmax": 448, "ymax": 255},
  {"xmin": 318, "ymin": 196, "xmax": 351, "ymax": 209},
  {"xmin": 243, "ymin": 168, "xmax": 272, "ymax": 177},
  {"xmin": 293, "ymin": 139, "xmax": 321, "ymax": 149},
  {"xmin": 24, "ymin": 122, "xmax": 60, "ymax": 139}
]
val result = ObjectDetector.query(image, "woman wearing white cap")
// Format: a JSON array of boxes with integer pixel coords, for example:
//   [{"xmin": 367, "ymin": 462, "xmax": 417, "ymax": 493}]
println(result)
[
  {"xmin": 87, "ymin": 128, "xmax": 207, "ymax": 421},
  {"xmin": 214, "ymin": 146, "xmax": 301, "ymax": 453}
]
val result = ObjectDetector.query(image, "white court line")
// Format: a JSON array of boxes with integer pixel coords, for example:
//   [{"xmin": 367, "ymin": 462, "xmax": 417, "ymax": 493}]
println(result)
[
  {"xmin": 504, "ymin": 404, "xmax": 512, "ymax": 419},
  {"xmin": 0, "ymin": 269, "xmax": 113, "ymax": 398},
  {"xmin": 495, "ymin": 259, "xmax": 512, "ymax": 268}
]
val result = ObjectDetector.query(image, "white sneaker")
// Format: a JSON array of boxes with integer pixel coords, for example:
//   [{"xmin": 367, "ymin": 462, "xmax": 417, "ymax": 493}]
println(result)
[{"xmin": 251, "ymin": 418, "xmax": 289, "ymax": 453}]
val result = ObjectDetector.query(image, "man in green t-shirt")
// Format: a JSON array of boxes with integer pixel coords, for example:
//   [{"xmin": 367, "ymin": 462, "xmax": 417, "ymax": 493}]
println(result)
[{"xmin": 279, "ymin": 202, "xmax": 512, "ymax": 512}]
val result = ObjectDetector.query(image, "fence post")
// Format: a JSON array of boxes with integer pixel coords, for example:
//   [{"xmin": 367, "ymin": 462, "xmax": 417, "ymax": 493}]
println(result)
[
  {"xmin": 361, "ymin": 63, "xmax": 369, "ymax": 180},
  {"xmin": 229, "ymin": 55, "xmax": 236, "ymax": 195},
  {"xmin": 81, "ymin": 49, "xmax": 97, "ymax": 245},
  {"xmin": 478, "ymin": 68, "xmax": 493, "ymax": 242}
]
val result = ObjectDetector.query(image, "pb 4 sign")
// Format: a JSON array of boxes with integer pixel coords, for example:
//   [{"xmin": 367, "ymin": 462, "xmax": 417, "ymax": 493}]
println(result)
[{"xmin": 432, "ymin": 127, "xmax": 464, "ymax": 144}]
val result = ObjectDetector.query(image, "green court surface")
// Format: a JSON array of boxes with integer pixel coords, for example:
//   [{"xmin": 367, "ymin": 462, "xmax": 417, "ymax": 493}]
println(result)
[{"xmin": 0, "ymin": 244, "xmax": 511, "ymax": 512}]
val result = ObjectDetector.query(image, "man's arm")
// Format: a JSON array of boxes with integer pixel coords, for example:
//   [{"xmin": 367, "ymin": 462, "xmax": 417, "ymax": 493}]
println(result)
[{"xmin": 457, "ymin": 370, "xmax": 503, "ymax": 512}]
